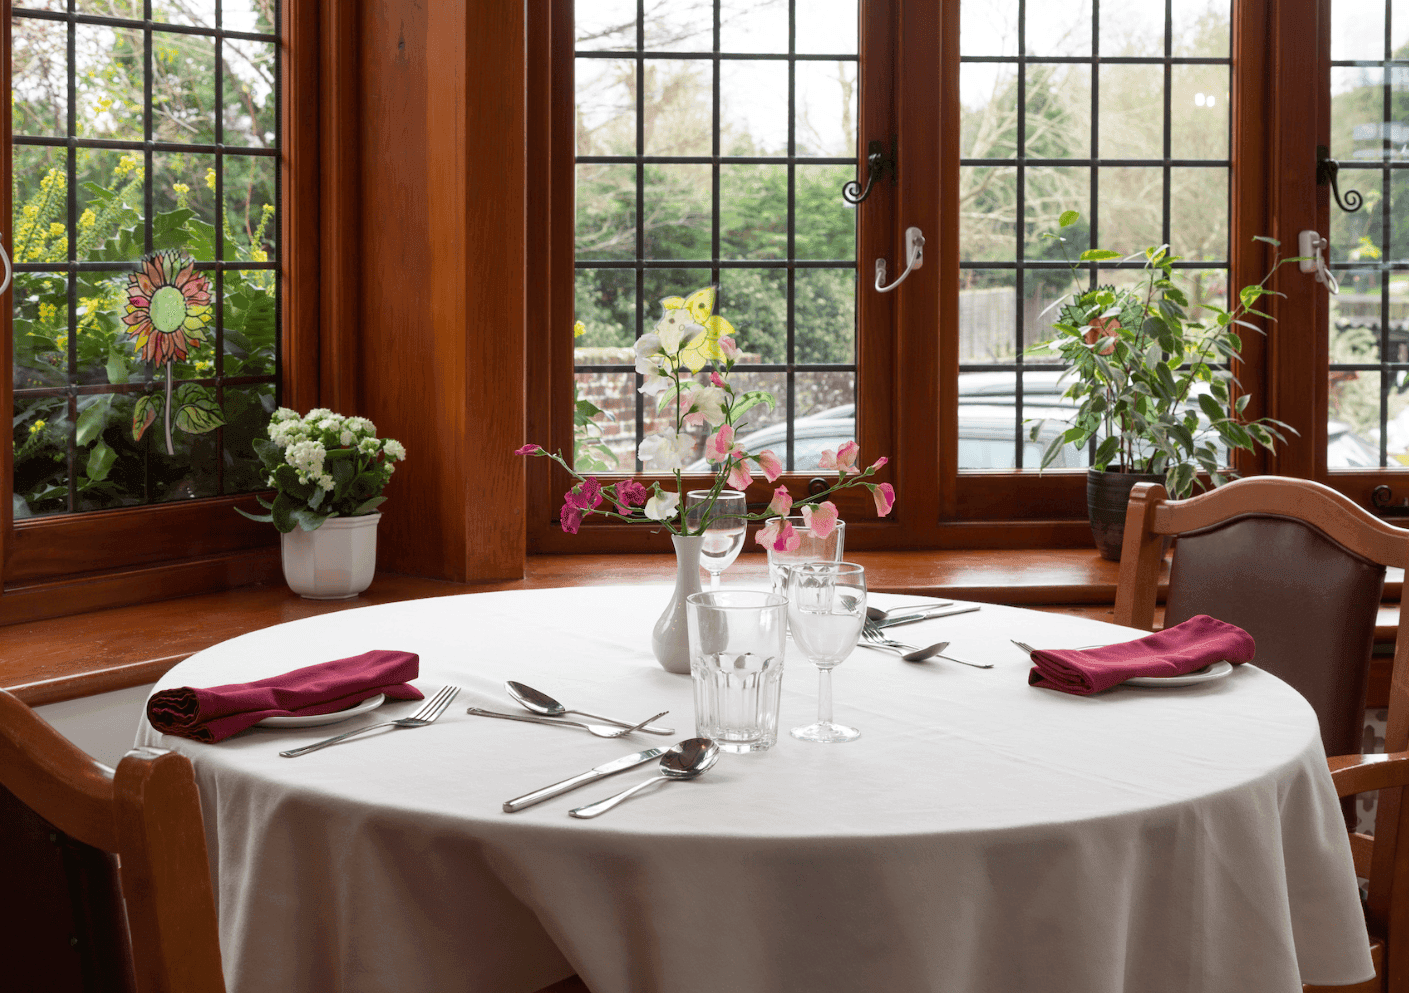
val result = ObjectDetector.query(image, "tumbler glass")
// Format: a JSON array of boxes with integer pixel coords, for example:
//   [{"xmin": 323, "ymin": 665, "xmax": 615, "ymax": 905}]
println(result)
[
  {"xmin": 766, "ymin": 517, "xmax": 846, "ymax": 595},
  {"xmin": 686, "ymin": 590, "xmax": 789, "ymax": 753}
]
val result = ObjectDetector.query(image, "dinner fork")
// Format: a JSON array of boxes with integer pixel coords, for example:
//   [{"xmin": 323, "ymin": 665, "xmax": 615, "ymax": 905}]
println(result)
[
  {"xmin": 1011, "ymin": 639, "xmax": 1110, "ymax": 656},
  {"xmin": 861, "ymin": 623, "xmax": 993, "ymax": 668},
  {"xmin": 279, "ymin": 684, "xmax": 461, "ymax": 757}
]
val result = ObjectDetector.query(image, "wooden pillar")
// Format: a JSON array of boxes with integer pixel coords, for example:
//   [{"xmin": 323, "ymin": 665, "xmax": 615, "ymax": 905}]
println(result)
[{"xmin": 356, "ymin": 0, "xmax": 527, "ymax": 582}]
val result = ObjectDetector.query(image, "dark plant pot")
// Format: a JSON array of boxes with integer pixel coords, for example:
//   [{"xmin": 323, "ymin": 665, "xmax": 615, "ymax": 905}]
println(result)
[{"xmin": 1087, "ymin": 468, "xmax": 1167, "ymax": 562}]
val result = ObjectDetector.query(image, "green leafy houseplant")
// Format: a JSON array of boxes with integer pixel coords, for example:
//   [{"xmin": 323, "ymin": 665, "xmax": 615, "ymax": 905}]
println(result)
[
  {"xmin": 235, "ymin": 409, "xmax": 407, "ymax": 533},
  {"xmin": 1027, "ymin": 211, "xmax": 1300, "ymax": 499}
]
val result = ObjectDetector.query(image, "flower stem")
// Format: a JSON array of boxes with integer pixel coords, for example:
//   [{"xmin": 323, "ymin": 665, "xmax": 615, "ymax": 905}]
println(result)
[{"xmin": 163, "ymin": 362, "xmax": 175, "ymax": 456}]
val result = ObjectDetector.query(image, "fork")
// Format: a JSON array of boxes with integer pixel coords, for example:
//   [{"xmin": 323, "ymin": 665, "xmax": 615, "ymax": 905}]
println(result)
[
  {"xmin": 279, "ymin": 684, "xmax": 461, "ymax": 757},
  {"xmin": 1011, "ymin": 639, "xmax": 1110, "ymax": 656},
  {"xmin": 861, "ymin": 623, "xmax": 993, "ymax": 668},
  {"xmin": 466, "ymin": 707, "xmax": 668, "ymax": 738}
]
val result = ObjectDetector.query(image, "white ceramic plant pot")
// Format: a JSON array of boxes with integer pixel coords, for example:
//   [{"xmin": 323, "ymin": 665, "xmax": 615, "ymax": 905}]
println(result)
[
  {"xmin": 280, "ymin": 512, "xmax": 381, "ymax": 600},
  {"xmin": 652, "ymin": 533, "xmax": 704, "ymax": 674}
]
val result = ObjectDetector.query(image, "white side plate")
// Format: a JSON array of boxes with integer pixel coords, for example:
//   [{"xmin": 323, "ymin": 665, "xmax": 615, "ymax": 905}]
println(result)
[
  {"xmin": 256, "ymin": 693, "xmax": 386, "ymax": 728},
  {"xmin": 1124, "ymin": 660, "xmax": 1234, "ymax": 687}
]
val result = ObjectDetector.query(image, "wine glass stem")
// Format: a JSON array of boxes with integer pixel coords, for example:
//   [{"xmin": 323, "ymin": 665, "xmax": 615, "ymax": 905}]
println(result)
[
  {"xmin": 710, "ymin": 570, "xmax": 720, "ymax": 590},
  {"xmin": 817, "ymin": 666, "xmax": 833, "ymax": 726}
]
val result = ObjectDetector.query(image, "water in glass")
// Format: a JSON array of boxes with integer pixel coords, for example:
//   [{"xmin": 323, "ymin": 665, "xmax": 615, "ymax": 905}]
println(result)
[{"xmin": 788, "ymin": 562, "xmax": 866, "ymax": 743}]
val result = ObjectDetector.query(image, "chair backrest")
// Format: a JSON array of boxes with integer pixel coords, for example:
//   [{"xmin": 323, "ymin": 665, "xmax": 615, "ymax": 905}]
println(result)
[
  {"xmin": 0, "ymin": 689, "xmax": 225, "ymax": 993},
  {"xmin": 1113, "ymin": 475, "xmax": 1409, "ymax": 940}
]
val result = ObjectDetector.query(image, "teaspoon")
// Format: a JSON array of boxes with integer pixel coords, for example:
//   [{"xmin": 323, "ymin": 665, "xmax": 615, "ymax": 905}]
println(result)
[
  {"xmin": 865, "ymin": 602, "xmax": 952, "ymax": 623},
  {"xmin": 505, "ymin": 680, "xmax": 675, "ymax": 735},
  {"xmin": 569, "ymin": 738, "xmax": 720, "ymax": 818}
]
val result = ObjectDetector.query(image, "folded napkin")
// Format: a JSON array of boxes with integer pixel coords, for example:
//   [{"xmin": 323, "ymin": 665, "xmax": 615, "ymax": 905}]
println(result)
[
  {"xmin": 147, "ymin": 649, "xmax": 424, "ymax": 743},
  {"xmin": 1027, "ymin": 614, "xmax": 1255, "ymax": 696}
]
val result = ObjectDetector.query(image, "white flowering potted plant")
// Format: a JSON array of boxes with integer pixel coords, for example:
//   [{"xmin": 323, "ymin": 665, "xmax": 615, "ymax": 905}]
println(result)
[
  {"xmin": 237, "ymin": 408, "xmax": 408, "ymax": 599},
  {"xmin": 517, "ymin": 286, "xmax": 894, "ymax": 673}
]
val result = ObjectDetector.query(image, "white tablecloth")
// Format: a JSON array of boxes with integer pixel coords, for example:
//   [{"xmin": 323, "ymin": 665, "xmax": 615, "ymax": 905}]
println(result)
[{"xmin": 136, "ymin": 586, "xmax": 1373, "ymax": 993}]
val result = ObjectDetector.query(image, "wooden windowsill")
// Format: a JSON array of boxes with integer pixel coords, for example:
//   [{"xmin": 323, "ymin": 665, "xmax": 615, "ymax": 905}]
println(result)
[{"xmin": 3, "ymin": 549, "xmax": 1401, "ymax": 707}]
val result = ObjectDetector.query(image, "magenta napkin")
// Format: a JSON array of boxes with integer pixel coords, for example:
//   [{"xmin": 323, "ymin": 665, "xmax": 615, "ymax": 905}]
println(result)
[
  {"xmin": 146, "ymin": 649, "xmax": 424, "ymax": 743},
  {"xmin": 1027, "ymin": 614, "xmax": 1255, "ymax": 696}
]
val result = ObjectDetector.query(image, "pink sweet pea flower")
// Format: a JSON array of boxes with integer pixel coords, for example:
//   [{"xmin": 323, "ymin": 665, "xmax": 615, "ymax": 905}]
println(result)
[
  {"xmin": 613, "ymin": 479, "xmax": 648, "ymax": 514},
  {"xmin": 710, "ymin": 371, "xmax": 727, "ymax": 388},
  {"xmin": 799, "ymin": 500, "xmax": 839, "ymax": 539},
  {"xmin": 870, "ymin": 482, "xmax": 895, "ymax": 517},
  {"xmin": 868, "ymin": 456, "xmax": 889, "ymax": 472},
  {"xmin": 727, "ymin": 460, "xmax": 753, "ymax": 490},
  {"xmin": 756, "ymin": 517, "xmax": 782, "ymax": 548},
  {"xmin": 564, "ymin": 477, "xmax": 603, "ymax": 511},
  {"xmin": 835, "ymin": 441, "xmax": 861, "ymax": 474},
  {"xmin": 683, "ymin": 410, "xmax": 706, "ymax": 429},
  {"xmin": 559, "ymin": 503, "xmax": 584, "ymax": 534},
  {"xmin": 767, "ymin": 485, "xmax": 792, "ymax": 517},
  {"xmin": 773, "ymin": 519, "xmax": 801, "ymax": 551},
  {"xmin": 705, "ymin": 424, "xmax": 744, "ymax": 464},
  {"xmin": 818, "ymin": 449, "xmax": 837, "ymax": 470},
  {"xmin": 753, "ymin": 449, "xmax": 783, "ymax": 483},
  {"xmin": 718, "ymin": 336, "xmax": 739, "ymax": 359},
  {"xmin": 515, "ymin": 443, "xmax": 542, "ymax": 455}
]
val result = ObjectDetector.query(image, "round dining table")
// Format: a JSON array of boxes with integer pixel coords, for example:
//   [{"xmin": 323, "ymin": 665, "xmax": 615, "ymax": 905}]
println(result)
[{"xmin": 136, "ymin": 585, "xmax": 1373, "ymax": 993}]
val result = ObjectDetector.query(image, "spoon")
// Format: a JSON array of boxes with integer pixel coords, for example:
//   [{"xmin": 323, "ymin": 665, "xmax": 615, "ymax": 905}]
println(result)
[
  {"xmin": 466, "ymin": 707, "xmax": 668, "ymax": 738},
  {"xmin": 861, "ymin": 636, "xmax": 955, "ymax": 662},
  {"xmin": 569, "ymin": 738, "xmax": 720, "ymax": 818},
  {"xmin": 505, "ymin": 680, "xmax": 675, "ymax": 735}
]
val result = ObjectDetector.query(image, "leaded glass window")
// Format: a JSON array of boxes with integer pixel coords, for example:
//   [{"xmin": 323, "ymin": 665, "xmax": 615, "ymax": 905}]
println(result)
[
  {"xmin": 572, "ymin": 0, "xmax": 859, "ymax": 474},
  {"xmin": 959, "ymin": 0, "xmax": 1231, "ymax": 469},
  {"xmin": 11, "ymin": 0, "xmax": 278, "ymax": 516}
]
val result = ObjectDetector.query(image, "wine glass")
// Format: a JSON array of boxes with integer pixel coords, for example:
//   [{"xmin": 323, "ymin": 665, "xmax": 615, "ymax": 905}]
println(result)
[
  {"xmin": 787, "ymin": 561, "xmax": 867, "ymax": 743},
  {"xmin": 766, "ymin": 517, "xmax": 845, "ymax": 596},
  {"xmin": 686, "ymin": 489, "xmax": 747, "ymax": 589}
]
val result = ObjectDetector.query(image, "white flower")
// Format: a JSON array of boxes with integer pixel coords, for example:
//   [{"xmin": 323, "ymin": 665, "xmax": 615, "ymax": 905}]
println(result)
[
  {"xmin": 305, "ymin": 408, "xmax": 333, "ymax": 421},
  {"xmin": 383, "ymin": 439, "xmax": 407, "ymax": 461},
  {"xmin": 638, "ymin": 371, "xmax": 672, "ymax": 396},
  {"xmin": 358, "ymin": 437, "xmax": 380, "ymax": 454},
  {"xmin": 285, "ymin": 440, "xmax": 327, "ymax": 483},
  {"xmin": 272, "ymin": 407, "xmax": 299, "ymax": 423},
  {"xmin": 315, "ymin": 471, "xmax": 335, "ymax": 491},
  {"xmin": 689, "ymin": 385, "xmax": 728, "ymax": 426},
  {"xmin": 634, "ymin": 334, "xmax": 663, "ymax": 377},
  {"xmin": 654, "ymin": 309, "xmax": 699, "ymax": 354},
  {"xmin": 638, "ymin": 431, "xmax": 692, "ymax": 470},
  {"xmin": 644, "ymin": 490, "xmax": 680, "ymax": 521},
  {"xmin": 340, "ymin": 430, "xmax": 355, "ymax": 446},
  {"xmin": 348, "ymin": 416, "xmax": 376, "ymax": 436}
]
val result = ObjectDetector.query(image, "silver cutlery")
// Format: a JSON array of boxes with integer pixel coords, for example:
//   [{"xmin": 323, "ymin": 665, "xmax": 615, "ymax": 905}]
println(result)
[
  {"xmin": 503, "ymin": 747, "xmax": 666, "ymax": 812},
  {"xmin": 1011, "ymin": 639, "xmax": 1110, "ymax": 656},
  {"xmin": 466, "ymin": 707, "xmax": 668, "ymax": 738},
  {"xmin": 858, "ymin": 627, "xmax": 953, "ymax": 662},
  {"xmin": 569, "ymin": 739, "xmax": 720, "ymax": 818},
  {"xmin": 505, "ymin": 680, "xmax": 675, "ymax": 735},
  {"xmin": 872, "ymin": 604, "xmax": 982, "ymax": 628},
  {"xmin": 279, "ymin": 684, "xmax": 461, "ymax": 757},
  {"xmin": 861, "ymin": 623, "xmax": 993, "ymax": 668},
  {"xmin": 865, "ymin": 602, "xmax": 952, "ymax": 623}
]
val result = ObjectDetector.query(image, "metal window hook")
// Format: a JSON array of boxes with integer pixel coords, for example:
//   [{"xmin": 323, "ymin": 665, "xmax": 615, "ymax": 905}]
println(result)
[
  {"xmin": 1298, "ymin": 229, "xmax": 1339, "ymax": 294},
  {"xmin": 841, "ymin": 138, "xmax": 896, "ymax": 206},
  {"xmin": 0, "ymin": 235, "xmax": 11, "ymax": 297},
  {"xmin": 1317, "ymin": 146, "xmax": 1363, "ymax": 214},
  {"xmin": 875, "ymin": 226, "xmax": 924, "ymax": 293}
]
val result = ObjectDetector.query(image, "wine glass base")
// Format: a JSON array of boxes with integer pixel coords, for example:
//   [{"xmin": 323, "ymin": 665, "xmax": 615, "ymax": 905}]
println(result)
[{"xmin": 790, "ymin": 721, "xmax": 860, "ymax": 743}]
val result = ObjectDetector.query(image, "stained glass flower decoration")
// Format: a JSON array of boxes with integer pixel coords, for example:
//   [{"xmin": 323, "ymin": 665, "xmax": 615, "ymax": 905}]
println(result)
[
  {"xmin": 124, "ymin": 249, "xmax": 224, "ymax": 455},
  {"xmin": 123, "ymin": 249, "xmax": 212, "ymax": 363}
]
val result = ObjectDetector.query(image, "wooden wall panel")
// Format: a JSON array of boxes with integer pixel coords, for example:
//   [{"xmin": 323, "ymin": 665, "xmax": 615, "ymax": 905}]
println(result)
[{"xmin": 357, "ymin": 0, "xmax": 526, "ymax": 583}]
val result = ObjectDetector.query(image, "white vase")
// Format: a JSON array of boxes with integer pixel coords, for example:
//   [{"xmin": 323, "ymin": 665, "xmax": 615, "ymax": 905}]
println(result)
[
  {"xmin": 652, "ymin": 533, "xmax": 704, "ymax": 675},
  {"xmin": 280, "ymin": 512, "xmax": 382, "ymax": 600}
]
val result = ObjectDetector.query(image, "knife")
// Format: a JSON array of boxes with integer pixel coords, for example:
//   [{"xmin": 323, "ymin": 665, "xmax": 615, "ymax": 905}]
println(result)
[
  {"xmin": 876, "ymin": 604, "xmax": 982, "ymax": 628},
  {"xmin": 503, "ymin": 748, "xmax": 667, "ymax": 812}
]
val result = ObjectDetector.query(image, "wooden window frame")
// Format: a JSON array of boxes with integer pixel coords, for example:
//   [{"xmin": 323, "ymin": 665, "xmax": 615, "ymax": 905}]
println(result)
[
  {"xmin": 0, "ymin": 0, "xmax": 324, "ymax": 624},
  {"xmin": 529, "ymin": 0, "xmax": 1391, "ymax": 553}
]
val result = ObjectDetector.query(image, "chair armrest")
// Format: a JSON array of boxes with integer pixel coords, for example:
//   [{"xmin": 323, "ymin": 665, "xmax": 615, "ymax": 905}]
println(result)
[{"xmin": 1329, "ymin": 750, "xmax": 1409, "ymax": 797}]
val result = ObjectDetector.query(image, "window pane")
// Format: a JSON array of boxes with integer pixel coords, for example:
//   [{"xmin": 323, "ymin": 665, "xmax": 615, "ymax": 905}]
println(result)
[
  {"xmin": 1169, "ymin": 168, "xmax": 1229, "ymax": 262},
  {"xmin": 12, "ymin": 14, "xmax": 66, "ymax": 137},
  {"xmin": 577, "ymin": 0, "xmax": 636, "ymax": 51},
  {"xmin": 1334, "ymin": 0, "xmax": 1388, "ymax": 60},
  {"xmin": 1170, "ymin": 65, "xmax": 1229, "ymax": 160},
  {"xmin": 1173, "ymin": 0, "xmax": 1231, "ymax": 57},
  {"xmin": 1099, "ymin": 65, "xmax": 1163, "ymax": 160},
  {"xmin": 1026, "ymin": 1, "xmax": 1091, "ymax": 58},
  {"xmin": 959, "ymin": 272, "xmax": 1018, "ymax": 365},
  {"xmin": 573, "ymin": 2, "xmax": 858, "ymax": 474},
  {"xmin": 961, "ymin": 166, "xmax": 1017, "ymax": 262},
  {"xmin": 11, "ymin": 3, "xmax": 280, "ymax": 517}
]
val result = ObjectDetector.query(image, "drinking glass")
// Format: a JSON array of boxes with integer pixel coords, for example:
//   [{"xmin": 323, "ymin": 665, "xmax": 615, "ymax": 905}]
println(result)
[
  {"xmin": 686, "ymin": 489, "xmax": 747, "ymax": 589},
  {"xmin": 686, "ymin": 590, "xmax": 789, "ymax": 752},
  {"xmin": 787, "ymin": 562, "xmax": 866, "ymax": 743},
  {"xmin": 766, "ymin": 517, "xmax": 845, "ymax": 595}
]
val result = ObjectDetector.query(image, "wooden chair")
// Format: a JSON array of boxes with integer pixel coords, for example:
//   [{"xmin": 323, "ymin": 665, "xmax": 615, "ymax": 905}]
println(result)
[
  {"xmin": 0, "ymin": 688, "xmax": 224, "ymax": 993},
  {"xmin": 1114, "ymin": 476, "xmax": 1409, "ymax": 991}
]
